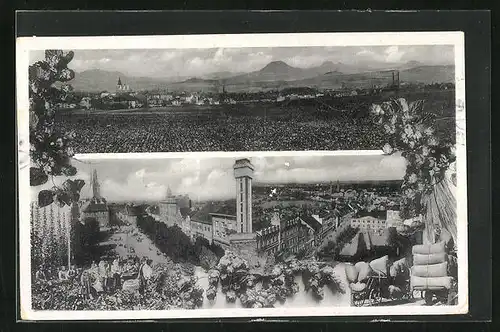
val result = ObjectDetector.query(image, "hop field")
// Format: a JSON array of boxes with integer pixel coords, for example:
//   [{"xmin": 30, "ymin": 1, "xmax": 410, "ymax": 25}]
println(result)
[{"xmin": 54, "ymin": 89, "xmax": 456, "ymax": 153}]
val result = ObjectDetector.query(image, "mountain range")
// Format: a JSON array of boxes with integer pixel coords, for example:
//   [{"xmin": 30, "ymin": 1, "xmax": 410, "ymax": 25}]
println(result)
[{"xmin": 68, "ymin": 60, "xmax": 454, "ymax": 92}]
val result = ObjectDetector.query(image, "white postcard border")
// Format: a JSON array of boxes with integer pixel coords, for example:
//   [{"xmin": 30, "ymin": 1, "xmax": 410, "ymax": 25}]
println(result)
[{"xmin": 17, "ymin": 31, "xmax": 467, "ymax": 320}]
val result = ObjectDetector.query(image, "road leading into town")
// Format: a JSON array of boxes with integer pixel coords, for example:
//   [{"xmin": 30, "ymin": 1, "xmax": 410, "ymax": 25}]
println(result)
[{"xmin": 99, "ymin": 223, "xmax": 170, "ymax": 265}]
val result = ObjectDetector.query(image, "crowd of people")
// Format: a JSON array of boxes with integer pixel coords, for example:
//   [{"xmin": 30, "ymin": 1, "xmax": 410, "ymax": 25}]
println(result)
[{"xmin": 33, "ymin": 255, "xmax": 154, "ymax": 302}]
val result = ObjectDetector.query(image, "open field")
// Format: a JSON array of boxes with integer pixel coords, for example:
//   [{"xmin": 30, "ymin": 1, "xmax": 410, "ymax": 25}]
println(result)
[{"xmin": 55, "ymin": 89, "xmax": 455, "ymax": 153}]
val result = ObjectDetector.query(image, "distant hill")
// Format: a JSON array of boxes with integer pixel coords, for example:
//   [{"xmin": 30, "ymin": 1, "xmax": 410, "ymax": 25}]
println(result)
[
  {"xmin": 68, "ymin": 69, "xmax": 169, "ymax": 92},
  {"xmin": 226, "ymin": 61, "xmax": 308, "ymax": 84},
  {"xmin": 291, "ymin": 65, "xmax": 455, "ymax": 89},
  {"xmin": 399, "ymin": 65, "xmax": 455, "ymax": 84},
  {"xmin": 68, "ymin": 61, "xmax": 454, "ymax": 93},
  {"xmin": 203, "ymin": 71, "xmax": 244, "ymax": 80}
]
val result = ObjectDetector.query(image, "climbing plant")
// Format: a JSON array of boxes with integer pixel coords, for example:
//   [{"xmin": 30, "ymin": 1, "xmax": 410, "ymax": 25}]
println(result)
[
  {"xmin": 29, "ymin": 50, "xmax": 85, "ymax": 207},
  {"xmin": 370, "ymin": 98, "xmax": 456, "ymax": 219}
]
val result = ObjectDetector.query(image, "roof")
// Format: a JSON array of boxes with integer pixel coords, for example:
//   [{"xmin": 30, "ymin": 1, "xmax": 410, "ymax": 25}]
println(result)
[
  {"xmin": 299, "ymin": 214, "xmax": 323, "ymax": 232},
  {"xmin": 210, "ymin": 213, "xmax": 237, "ymax": 219},
  {"xmin": 179, "ymin": 207, "xmax": 190, "ymax": 218},
  {"xmin": 82, "ymin": 201, "xmax": 108, "ymax": 213},
  {"xmin": 339, "ymin": 230, "xmax": 390, "ymax": 257}
]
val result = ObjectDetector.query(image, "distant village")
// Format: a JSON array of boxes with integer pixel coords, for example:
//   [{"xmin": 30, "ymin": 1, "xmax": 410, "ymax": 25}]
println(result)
[{"xmin": 55, "ymin": 76, "xmax": 454, "ymax": 111}]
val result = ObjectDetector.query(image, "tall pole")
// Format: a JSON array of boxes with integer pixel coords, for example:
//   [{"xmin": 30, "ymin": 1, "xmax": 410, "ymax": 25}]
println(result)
[{"xmin": 66, "ymin": 208, "xmax": 71, "ymax": 270}]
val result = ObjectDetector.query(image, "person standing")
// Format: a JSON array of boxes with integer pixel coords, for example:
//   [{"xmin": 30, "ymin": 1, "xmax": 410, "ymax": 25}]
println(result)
[
  {"xmin": 92, "ymin": 260, "xmax": 105, "ymax": 294},
  {"xmin": 111, "ymin": 258, "xmax": 122, "ymax": 291},
  {"xmin": 58, "ymin": 266, "xmax": 69, "ymax": 281},
  {"xmin": 35, "ymin": 266, "xmax": 46, "ymax": 282},
  {"xmin": 138, "ymin": 258, "xmax": 153, "ymax": 297},
  {"xmin": 80, "ymin": 269, "xmax": 94, "ymax": 300}
]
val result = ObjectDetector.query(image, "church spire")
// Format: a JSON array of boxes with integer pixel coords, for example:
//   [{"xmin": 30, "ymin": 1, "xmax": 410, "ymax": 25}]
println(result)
[
  {"xmin": 117, "ymin": 77, "xmax": 122, "ymax": 86},
  {"xmin": 92, "ymin": 169, "xmax": 101, "ymax": 200}
]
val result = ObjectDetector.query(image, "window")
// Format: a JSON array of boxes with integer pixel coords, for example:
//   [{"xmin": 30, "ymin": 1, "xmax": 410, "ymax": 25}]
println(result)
[{"xmin": 241, "ymin": 224, "xmax": 243, "ymax": 233}]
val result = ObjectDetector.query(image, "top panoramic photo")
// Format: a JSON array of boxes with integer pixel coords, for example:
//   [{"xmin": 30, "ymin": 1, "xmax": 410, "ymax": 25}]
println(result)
[{"xmin": 23, "ymin": 33, "xmax": 461, "ymax": 154}]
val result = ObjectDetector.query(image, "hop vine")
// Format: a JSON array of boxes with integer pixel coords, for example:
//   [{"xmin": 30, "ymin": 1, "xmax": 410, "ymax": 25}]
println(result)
[
  {"xmin": 29, "ymin": 50, "xmax": 85, "ymax": 208},
  {"xmin": 370, "ymin": 98, "xmax": 456, "ymax": 219}
]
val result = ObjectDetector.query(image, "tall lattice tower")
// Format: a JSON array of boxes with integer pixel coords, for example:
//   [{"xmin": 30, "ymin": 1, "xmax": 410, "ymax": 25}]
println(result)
[{"xmin": 233, "ymin": 158, "xmax": 254, "ymax": 233}]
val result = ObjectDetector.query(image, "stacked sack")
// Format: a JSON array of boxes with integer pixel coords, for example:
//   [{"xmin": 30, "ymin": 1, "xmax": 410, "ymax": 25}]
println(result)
[
  {"xmin": 411, "ymin": 241, "xmax": 453, "ymax": 291},
  {"xmin": 345, "ymin": 255, "xmax": 390, "ymax": 293}
]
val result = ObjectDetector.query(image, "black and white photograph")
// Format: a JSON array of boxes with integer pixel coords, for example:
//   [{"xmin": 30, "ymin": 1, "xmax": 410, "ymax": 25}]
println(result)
[
  {"xmin": 27, "ymin": 43, "xmax": 457, "ymax": 153},
  {"xmin": 17, "ymin": 32, "xmax": 467, "ymax": 320},
  {"xmin": 26, "ymin": 153, "xmax": 458, "ymax": 311}
]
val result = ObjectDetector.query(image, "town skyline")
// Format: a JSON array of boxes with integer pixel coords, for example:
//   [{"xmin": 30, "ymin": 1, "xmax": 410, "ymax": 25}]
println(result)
[
  {"xmin": 29, "ymin": 45, "xmax": 455, "ymax": 79},
  {"xmin": 30, "ymin": 154, "xmax": 406, "ymax": 203}
]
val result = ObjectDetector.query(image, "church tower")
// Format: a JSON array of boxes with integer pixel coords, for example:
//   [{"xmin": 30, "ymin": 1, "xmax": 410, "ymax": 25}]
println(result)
[
  {"xmin": 233, "ymin": 158, "xmax": 254, "ymax": 233},
  {"xmin": 91, "ymin": 169, "xmax": 101, "ymax": 201},
  {"xmin": 117, "ymin": 77, "xmax": 123, "ymax": 91}
]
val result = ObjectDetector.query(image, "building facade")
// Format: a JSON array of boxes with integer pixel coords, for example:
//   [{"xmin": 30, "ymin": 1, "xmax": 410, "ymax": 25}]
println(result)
[
  {"xmin": 350, "ymin": 216, "xmax": 386, "ymax": 232},
  {"xmin": 211, "ymin": 213, "xmax": 237, "ymax": 248},
  {"xmin": 191, "ymin": 218, "xmax": 213, "ymax": 243},
  {"xmin": 256, "ymin": 225, "xmax": 280, "ymax": 254},
  {"xmin": 158, "ymin": 187, "xmax": 192, "ymax": 235},
  {"xmin": 386, "ymin": 209, "xmax": 403, "ymax": 228},
  {"xmin": 159, "ymin": 187, "xmax": 178, "ymax": 227}
]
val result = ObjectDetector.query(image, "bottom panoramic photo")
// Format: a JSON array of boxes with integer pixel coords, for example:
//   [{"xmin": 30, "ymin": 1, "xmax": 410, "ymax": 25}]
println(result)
[{"xmin": 24, "ymin": 152, "xmax": 462, "ymax": 318}]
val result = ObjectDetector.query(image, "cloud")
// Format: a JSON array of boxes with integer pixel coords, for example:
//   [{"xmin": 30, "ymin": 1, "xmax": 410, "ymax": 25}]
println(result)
[
  {"xmin": 29, "ymin": 45, "xmax": 454, "ymax": 78},
  {"xmin": 64, "ymin": 154, "xmax": 406, "ymax": 203},
  {"xmin": 384, "ymin": 46, "xmax": 405, "ymax": 63}
]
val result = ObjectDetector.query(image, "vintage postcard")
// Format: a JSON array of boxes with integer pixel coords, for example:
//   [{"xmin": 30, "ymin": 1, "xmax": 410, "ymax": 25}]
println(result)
[{"xmin": 17, "ymin": 32, "xmax": 467, "ymax": 320}]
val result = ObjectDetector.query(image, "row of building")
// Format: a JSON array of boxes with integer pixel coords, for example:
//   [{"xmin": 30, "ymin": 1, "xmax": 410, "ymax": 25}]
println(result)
[
  {"xmin": 149, "ymin": 159, "xmax": 402, "ymax": 260},
  {"xmin": 60, "ymin": 160, "xmax": 420, "ymax": 263}
]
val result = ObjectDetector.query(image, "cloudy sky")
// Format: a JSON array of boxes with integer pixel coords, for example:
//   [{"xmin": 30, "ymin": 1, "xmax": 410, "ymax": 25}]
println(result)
[
  {"xmin": 29, "ymin": 45, "xmax": 454, "ymax": 79},
  {"xmin": 30, "ymin": 154, "xmax": 406, "ymax": 203}
]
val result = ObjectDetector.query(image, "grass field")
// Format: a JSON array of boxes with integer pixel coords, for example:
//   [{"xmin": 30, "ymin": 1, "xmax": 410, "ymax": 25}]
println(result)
[{"xmin": 55, "ymin": 88, "xmax": 456, "ymax": 153}]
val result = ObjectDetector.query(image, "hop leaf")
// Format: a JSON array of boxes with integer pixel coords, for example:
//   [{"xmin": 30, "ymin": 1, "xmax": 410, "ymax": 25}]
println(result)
[
  {"xmin": 61, "ymin": 179, "xmax": 74, "ymax": 192},
  {"xmin": 45, "ymin": 50, "xmax": 64, "ymax": 66},
  {"xmin": 73, "ymin": 179, "xmax": 85, "ymax": 192},
  {"xmin": 56, "ymin": 191, "xmax": 72, "ymax": 206},
  {"xmin": 29, "ymin": 112, "xmax": 39, "ymax": 129},
  {"xmin": 397, "ymin": 98, "xmax": 409, "ymax": 113},
  {"xmin": 30, "ymin": 167, "xmax": 48, "ymax": 186},
  {"xmin": 38, "ymin": 190, "xmax": 55, "ymax": 207},
  {"xmin": 62, "ymin": 165, "xmax": 77, "ymax": 176},
  {"xmin": 56, "ymin": 68, "xmax": 75, "ymax": 82}
]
